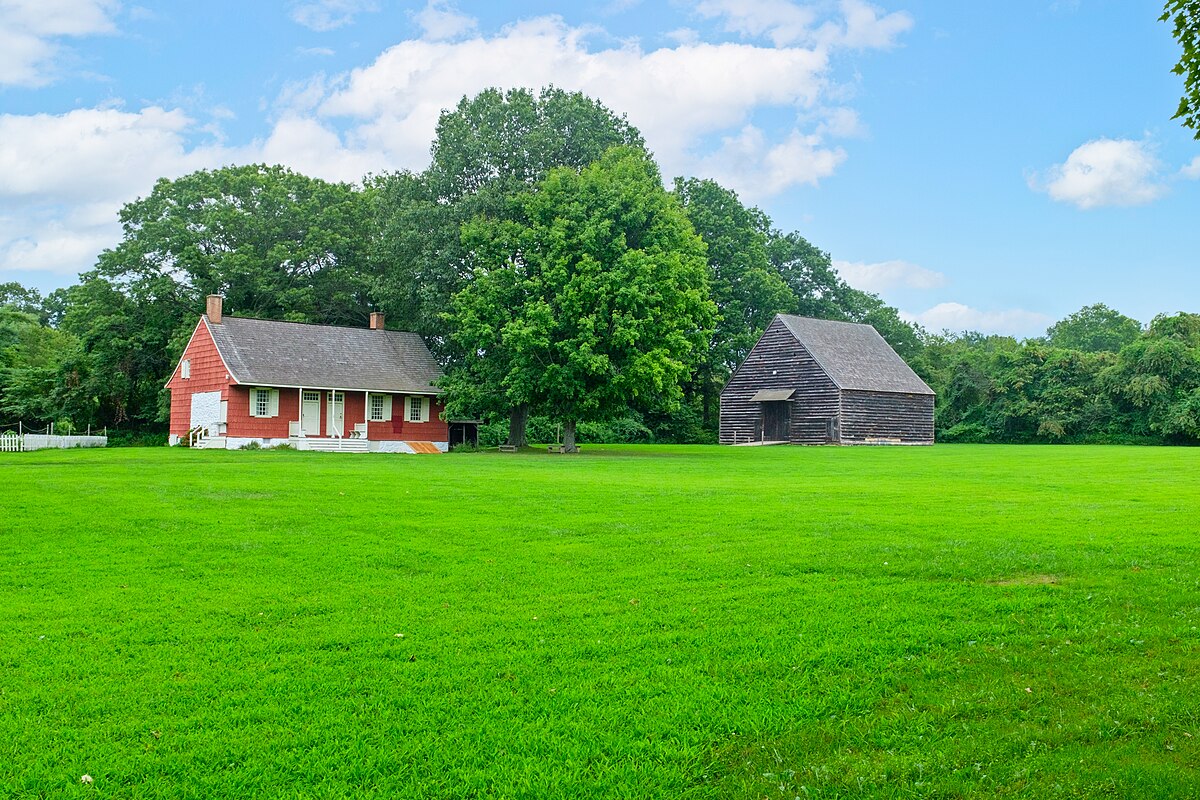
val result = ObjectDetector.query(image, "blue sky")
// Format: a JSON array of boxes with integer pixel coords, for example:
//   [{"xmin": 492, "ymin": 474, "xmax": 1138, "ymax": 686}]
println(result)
[{"xmin": 1, "ymin": 0, "xmax": 1195, "ymax": 336}]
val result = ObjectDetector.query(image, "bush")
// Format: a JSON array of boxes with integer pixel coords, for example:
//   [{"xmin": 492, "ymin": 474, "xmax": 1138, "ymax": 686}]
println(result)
[
  {"xmin": 107, "ymin": 429, "xmax": 169, "ymax": 447},
  {"xmin": 939, "ymin": 422, "xmax": 992, "ymax": 443}
]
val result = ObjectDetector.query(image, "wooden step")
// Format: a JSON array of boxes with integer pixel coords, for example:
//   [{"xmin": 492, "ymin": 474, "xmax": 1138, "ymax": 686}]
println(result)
[{"xmin": 303, "ymin": 438, "xmax": 370, "ymax": 453}]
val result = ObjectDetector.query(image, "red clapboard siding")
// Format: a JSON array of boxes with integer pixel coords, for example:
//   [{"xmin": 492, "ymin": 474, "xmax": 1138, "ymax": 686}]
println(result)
[
  {"xmin": 167, "ymin": 319, "xmax": 231, "ymax": 437},
  {"xmin": 225, "ymin": 386, "xmax": 298, "ymax": 439}
]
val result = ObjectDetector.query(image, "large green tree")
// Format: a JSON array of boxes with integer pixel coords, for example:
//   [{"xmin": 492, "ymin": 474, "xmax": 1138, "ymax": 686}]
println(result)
[
  {"xmin": 71, "ymin": 164, "xmax": 376, "ymax": 428},
  {"xmin": 673, "ymin": 178, "xmax": 793, "ymax": 427},
  {"xmin": 100, "ymin": 164, "xmax": 375, "ymax": 324},
  {"xmin": 1045, "ymin": 303, "xmax": 1142, "ymax": 353},
  {"xmin": 374, "ymin": 86, "xmax": 645, "ymax": 445},
  {"xmin": 1103, "ymin": 312, "xmax": 1200, "ymax": 439},
  {"xmin": 0, "ymin": 300, "xmax": 89, "ymax": 430},
  {"xmin": 445, "ymin": 147, "xmax": 716, "ymax": 451},
  {"xmin": 1163, "ymin": 0, "xmax": 1200, "ymax": 137}
]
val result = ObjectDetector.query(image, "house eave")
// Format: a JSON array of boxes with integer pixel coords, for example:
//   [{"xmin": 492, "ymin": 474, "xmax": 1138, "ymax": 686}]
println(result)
[{"xmin": 229, "ymin": 380, "xmax": 440, "ymax": 396}]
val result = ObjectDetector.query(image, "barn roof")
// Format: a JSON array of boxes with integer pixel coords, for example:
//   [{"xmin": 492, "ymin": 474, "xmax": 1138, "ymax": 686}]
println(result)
[
  {"xmin": 206, "ymin": 315, "xmax": 442, "ymax": 394},
  {"xmin": 776, "ymin": 314, "xmax": 933, "ymax": 395}
]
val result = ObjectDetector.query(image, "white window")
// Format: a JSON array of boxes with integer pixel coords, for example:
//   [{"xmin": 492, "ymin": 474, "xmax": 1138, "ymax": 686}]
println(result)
[
  {"xmin": 181, "ymin": 359, "xmax": 191, "ymax": 379},
  {"xmin": 406, "ymin": 395, "xmax": 429, "ymax": 423},
  {"xmin": 368, "ymin": 393, "xmax": 392, "ymax": 422},
  {"xmin": 250, "ymin": 388, "xmax": 279, "ymax": 418}
]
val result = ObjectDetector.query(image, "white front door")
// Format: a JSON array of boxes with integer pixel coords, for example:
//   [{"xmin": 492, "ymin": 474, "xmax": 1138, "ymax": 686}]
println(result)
[
  {"xmin": 301, "ymin": 390, "xmax": 321, "ymax": 436},
  {"xmin": 327, "ymin": 391, "xmax": 344, "ymax": 437}
]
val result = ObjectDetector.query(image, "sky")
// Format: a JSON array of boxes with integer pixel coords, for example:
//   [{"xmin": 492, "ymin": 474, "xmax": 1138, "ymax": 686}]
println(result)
[{"xmin": 0, "ymin": 0, "xmax": 1196, "ymax": 337}]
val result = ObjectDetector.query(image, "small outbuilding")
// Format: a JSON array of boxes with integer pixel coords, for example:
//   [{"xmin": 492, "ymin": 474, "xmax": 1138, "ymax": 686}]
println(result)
[{"xmin": 720, "ymin": 314, "xmax": 934, "ymax": 446}]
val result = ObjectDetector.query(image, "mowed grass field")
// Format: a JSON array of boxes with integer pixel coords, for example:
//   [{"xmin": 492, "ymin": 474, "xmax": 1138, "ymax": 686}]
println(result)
[{"xmin": 1, "ymin": 445, "xmax": 1198, "ymax": 798}]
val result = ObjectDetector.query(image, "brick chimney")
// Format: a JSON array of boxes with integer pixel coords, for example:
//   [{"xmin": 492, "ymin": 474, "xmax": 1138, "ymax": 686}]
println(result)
[
  {"xmin": 369, "ymin": 311, "xmax": 385, "ymax": 330},
  {"xmin": 206, "ymin": 294, "xmax": 223, "ymax": 324}
]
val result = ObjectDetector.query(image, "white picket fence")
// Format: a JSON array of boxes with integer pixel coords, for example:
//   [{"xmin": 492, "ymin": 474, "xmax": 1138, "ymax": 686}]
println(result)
[
  {"xmin": 22, "ymin": 434, "xmax": 107, "ymax": 450},
  {"xmin": 0, "ymin": 432, "xmax": 108, "ymax": 451}
]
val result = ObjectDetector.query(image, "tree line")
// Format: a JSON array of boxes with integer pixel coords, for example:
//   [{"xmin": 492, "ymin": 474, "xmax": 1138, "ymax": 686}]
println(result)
[{"xmin": 1, "ymin": 87, "xmax": 1197, "ymax": 445}]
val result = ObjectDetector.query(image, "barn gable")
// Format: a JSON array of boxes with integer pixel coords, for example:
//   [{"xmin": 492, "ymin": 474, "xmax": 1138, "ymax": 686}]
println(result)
[{"xmin": 719, "ymin": 314, "xmax": 934, "ymax": 446}]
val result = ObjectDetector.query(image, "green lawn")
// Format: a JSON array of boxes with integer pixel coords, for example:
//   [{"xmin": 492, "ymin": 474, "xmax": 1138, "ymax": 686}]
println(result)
[{"xmin": 2, "ymin": 445, "xmax": 1198, "ymax": 798}]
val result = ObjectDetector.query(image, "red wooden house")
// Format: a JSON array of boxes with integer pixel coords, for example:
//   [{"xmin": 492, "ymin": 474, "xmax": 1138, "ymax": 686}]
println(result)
[{"xmin": 167, "ymin": 296, "xmax": 449, "ymax": 453}]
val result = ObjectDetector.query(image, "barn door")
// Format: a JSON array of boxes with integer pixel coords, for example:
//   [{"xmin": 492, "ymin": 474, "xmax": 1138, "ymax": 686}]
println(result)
[{"xmin": 762, "ymin": 401, "xmax": 790, "ymax": 442}]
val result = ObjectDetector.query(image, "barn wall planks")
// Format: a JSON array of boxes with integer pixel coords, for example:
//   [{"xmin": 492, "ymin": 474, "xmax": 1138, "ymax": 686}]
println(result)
[
  {"xmin": 720, "ymin": 315, "xmax": 936, "ymax": 446},
  {"xmin": 840, "ymin": 390, "xmax": 934, "ymax": 444},
  {"xmin": 719, "ymin": 317, "xmax": 839, "ymax": 445}
]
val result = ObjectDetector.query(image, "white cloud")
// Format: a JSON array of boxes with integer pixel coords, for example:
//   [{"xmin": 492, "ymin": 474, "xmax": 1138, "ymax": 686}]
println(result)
[
  {"xmin": 834, "ymin": 259, "xmax": 946, "ymax": 292},
  {"xmin": 816, "ymin": 106, "xmax": 864, "ymax": 138},
  {"xmin": 314, "ymin": 15, "xmax": 861, "ymax": 198},
  {"xmin": 0, "ymin": 106, "xmax": 231, "ymax": 275},
  {"xmin": 0, "ymin": 5, "xmax": 909, "ymax": 278},
  {"xmin": 257, "ymin": 116, "xmax": 380, "ymax": 184},
  {"xmin": 0, "ymin": 222, "xmax": 117, "ymax": 275},
  {"xmin": 695, "ymin": 126, "xmax": 845, "ymax": 199},
  {"xmin": 665, "ymin": 27, "xmax": 701, "ymax": 45},
  {"xmin": 413, "ymin": 0, "xmax": 478, "ymax": 42},
  {"xmin": 0, "ymin": 0, "xmax": 118, "ymax": 86},
  {"xmin": 1180, "ymin": 155, "xmax": 1200, "ymax": 180},
  {"xmin": 694, "ymin": 0, "xmax": 912, "ymax": 50},
  {"xmin": 903, "ymin": 302, "xmax": 1053, "ymax": 337},
  {"xmin": 0, "ymin": 107, "xmax": 208, "ymax": 202},
  {"xmin": 290, "ymin": 0, "xmax": 378, "ymax": 32},
  {"xmin": 695, "ymin": 0, "xmax": 817, "ymax": 46},
  {"xmin": 834, "ymin": 0, "xmax": 913, "ymax": 49},
  {"xmin": 1031, "ymin": 138, "xmax": 1166, "ymax": 209}
]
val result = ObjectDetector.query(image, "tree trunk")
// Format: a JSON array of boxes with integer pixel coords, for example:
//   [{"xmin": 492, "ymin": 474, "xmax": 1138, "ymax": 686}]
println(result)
[
  {"xmin": 562, "ymin": 419, "xmax": 579, "ymax": 453},
  {"xmin": 506, "ymin": 403, "xmax": 529, "ymax": 448}
]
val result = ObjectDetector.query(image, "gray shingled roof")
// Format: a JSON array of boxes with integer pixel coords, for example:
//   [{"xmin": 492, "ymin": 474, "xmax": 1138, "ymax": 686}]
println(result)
[
  {"xmin": 777, "ymin": 314, "xmax": 933, "ymax": 395},
  {"xmin": 207, "ymin": 316, "xmax": 442, "ymax": 394}
]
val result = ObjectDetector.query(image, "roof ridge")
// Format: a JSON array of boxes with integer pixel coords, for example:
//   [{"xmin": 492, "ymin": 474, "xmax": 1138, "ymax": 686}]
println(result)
[{"xmin": 221, "ymin": 315, "xmax": 422, "ymax": 336}]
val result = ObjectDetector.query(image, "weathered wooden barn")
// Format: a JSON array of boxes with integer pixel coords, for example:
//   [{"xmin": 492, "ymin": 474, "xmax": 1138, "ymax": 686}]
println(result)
[{"xmin": 720, "ymin": 314, "xmax": 934, "ymax": 445}]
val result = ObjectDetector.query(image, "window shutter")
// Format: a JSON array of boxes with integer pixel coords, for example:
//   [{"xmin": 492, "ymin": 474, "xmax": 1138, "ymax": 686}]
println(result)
[
  {"xmin": 250, "ymin": 388, "xmax": 262, "ymax": 418},
  {"xmin": 382, "ymin": 394, "xmax": 392, "ymax": 421},
  {"xmin": 420, "ymin": 397, "xmax": 430, "ymax": 423},
  {"xmin": 269, "ymin": 389, "xmax": 279, "ymax": 417}
]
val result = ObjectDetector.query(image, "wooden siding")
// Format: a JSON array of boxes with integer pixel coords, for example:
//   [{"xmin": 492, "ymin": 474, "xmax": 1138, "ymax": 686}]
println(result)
[
  {"xmin": 167, "ymin": 320, "xmax": 231, "ymax": 438},
  {"xmin": 840, "ymin": 390, "xmax": 934, "ymax": 445},
  {"xmin": 168, "ymin": 316, "xmax": 451, "ymax": 444},
  {"xmin": 228, "ymin": 388, "xmax": 448, "ymax": 442},
  {"xmin": 719, "ymin": 317, "xmax": 840, "ymax": 445},
  {"xmin": 224, "ymin": 386, "xmax": 296, "ymax": 438},
  {"xmin": 389, "ymin": 397, "xmax": 449, "ymax": 442}
]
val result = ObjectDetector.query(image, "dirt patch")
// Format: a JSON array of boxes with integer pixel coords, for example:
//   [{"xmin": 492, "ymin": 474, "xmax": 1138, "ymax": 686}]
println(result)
[{"xmin": 988, "ymin": 574, "xmax": 1061, "ymax": 587}]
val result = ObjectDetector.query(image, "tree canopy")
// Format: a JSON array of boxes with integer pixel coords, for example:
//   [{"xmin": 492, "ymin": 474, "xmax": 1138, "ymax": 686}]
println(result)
[
  {"xmin": 3, "ymin": 85, "xmax": 1197, "ymax": 447},
  {"xmin": 372, "ymin": 87, "xmax": 645, "ymax": 354},
  {"xmin": 1162, "ymin": 0, "xmax": 1200, "ymax": 137},
  {"xmin": 445, "ymin": 147, "xmax": 715, "ymax": 450},
  {"xmin": 1044, "ymin": 303, "xmax": 1142, "ymax": 353}
]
